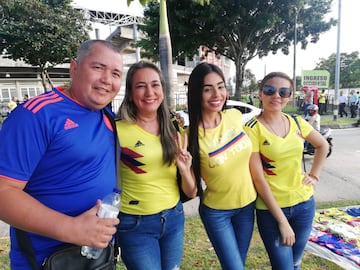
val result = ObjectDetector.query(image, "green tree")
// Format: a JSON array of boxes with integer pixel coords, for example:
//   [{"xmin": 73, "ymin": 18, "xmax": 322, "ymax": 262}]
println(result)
[
  {"xmin": 316, "ymin": 52, "xmax": 360, "ymax": 88},
  {"xmin": 127, "ymin": 0, "xmax": 209, "ymax": 109},
  {"xmin": 137, "ymin": 0, "xmax": 336, "ymax": 100},
  {"xmin": 0, "ymin": 0, "xmax": 91, "ymax": 91}
]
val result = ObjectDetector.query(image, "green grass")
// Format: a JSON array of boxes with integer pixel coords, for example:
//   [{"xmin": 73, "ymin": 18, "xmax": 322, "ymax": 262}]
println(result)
[{"xmin": 1, "ymin": 200, "xmax": 359, "ymax": 269}]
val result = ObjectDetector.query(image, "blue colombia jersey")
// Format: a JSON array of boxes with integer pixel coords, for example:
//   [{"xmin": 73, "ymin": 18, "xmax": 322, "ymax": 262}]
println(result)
[{"xmin": 0, "ymin": 88, "xmax": 117, "ymax": 269}]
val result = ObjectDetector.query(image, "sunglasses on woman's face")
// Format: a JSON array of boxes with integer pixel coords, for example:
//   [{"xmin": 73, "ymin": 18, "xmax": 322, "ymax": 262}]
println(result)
[{"xmin": 262, "ymin": 85, "xmax": 292, "ymax": 98}]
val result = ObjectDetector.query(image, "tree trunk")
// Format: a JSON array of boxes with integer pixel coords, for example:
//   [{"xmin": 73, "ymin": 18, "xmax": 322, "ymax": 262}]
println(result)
[
  {"xmin": 45, "ymin": 69, "xmax": 54, "ymax": 89},
  {"xmin": 159, "ymin": 0, "xmax": 175, "ymax": 110},
  {"xmin": 40, "ymin": 69, "xmax": 48, "ymax": 92},
  {"xmin": 234, "ymin": 58, "xmax": 247, "ymax": 101}
]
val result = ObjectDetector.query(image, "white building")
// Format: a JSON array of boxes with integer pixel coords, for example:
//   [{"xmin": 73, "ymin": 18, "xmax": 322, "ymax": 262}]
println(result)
[{"xmin": 0, "ymin": 0, "xmax": 231, "ymax": 113}]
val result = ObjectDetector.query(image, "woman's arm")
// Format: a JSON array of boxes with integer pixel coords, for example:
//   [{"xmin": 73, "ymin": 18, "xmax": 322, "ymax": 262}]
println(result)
[
  {"xmin": 176, "ymin": 133, "xmax": 197, "ymax": 198},
  {"xmin": 303, "ymin": 130, "xmax": 328, "ymax": 184},
  {"xmin": 249, "ymin": 153, "xmax": 295, "ymax": 246}
]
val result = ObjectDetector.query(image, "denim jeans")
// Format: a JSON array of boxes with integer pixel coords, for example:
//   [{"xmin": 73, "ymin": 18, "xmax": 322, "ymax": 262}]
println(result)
[
  {"xmin": 199, "ymin": 201, "xmax": 255, "ymax": 270},
  {"xmin": 116, "ymin": 200, "xmax": 184, "ymax": 270},
  {"xmin": 256, "ymin": 196, "xmax": 315, "ymax": 270}
]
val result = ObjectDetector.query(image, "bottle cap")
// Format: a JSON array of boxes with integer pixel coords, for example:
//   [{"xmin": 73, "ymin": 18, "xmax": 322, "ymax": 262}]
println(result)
[{"xmin": 113, "ymin": 187, "xmax": 121, "ymax": 194}]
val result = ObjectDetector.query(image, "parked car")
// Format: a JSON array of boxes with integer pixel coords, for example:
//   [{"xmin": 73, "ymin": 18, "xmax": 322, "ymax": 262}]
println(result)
[
  {"xmin": 176, "ymin": 100, "xmax": 261, "ymax": 128},
  {"xmin": 0, "ymin": 102, "xmax": 10, "ymax": 117}
]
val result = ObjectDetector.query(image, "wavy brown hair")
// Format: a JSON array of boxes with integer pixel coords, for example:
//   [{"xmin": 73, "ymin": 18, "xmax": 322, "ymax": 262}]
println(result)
[{"xmin": 117, "ymin": 61, "xmax": 177, "ymax": 165}]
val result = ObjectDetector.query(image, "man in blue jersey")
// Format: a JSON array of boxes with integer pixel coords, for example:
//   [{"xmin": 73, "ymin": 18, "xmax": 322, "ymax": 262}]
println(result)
[{"xmin": 0, "ymin": 40, "xmax": 123, "ymax": 270}]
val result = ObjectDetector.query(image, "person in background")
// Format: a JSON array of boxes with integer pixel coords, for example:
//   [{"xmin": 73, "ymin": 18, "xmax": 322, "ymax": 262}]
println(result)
[
  {"xmin": 338, "ymin": 90, "xmax": 348, "ymax": 117},
  {"xmin": 0, "ymin": 39, "xmax": 123, "ymax": 270},
  {"xmin": 246, "ymin": 92, "xmax": 253, "ymax": 105},
  {"xmin": 23, "ymin": 94, "xmax": 29, "ymax": 102},
  {"xmin": 349, "ymin": 90, "xmax": 358, "ymax": 118},
  {"xmin": 357, "ymin": 91, "xmax": 360, "ymax": 118},
  {"xmin": 115, "ymin": 60, "xmax": 197, "ymax": 270},
  {"xmin": 7, "ymin": 96, "xmax": 18, "ymax": 112},
  {"xmin": 301, "ymin": 90, "xmax": 313, "ymax": 117},
  {"xmin": 306, "ymin": 104, "xmax": 321, "ymax": 131},
  {"xmin": 244, "ymin": 72, "xmax": 328, "ymax": 270},
  {"xmin": 187, "ymin": 62, "xmax": 257, "ymax": 269},
  {"xmin": 318, "ymin": 89, "xmax": 326, "ymax": 115}
]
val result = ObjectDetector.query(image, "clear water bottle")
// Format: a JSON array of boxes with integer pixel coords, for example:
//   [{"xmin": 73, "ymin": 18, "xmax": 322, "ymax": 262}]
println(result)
[{"xmin": 81, "ymin": 188, "xmax": 121, "ymax": 259}]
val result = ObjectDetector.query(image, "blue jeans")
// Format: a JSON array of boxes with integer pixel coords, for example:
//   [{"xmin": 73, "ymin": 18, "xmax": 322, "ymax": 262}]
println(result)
[
  {"xmin": 199, "ymin": 202, "xmax": 255, "ymax": 270},
  {"xmin": 304, "ymin": 103, "xmax": 311, "ymax": 117},
  {"xmin": 256, "ymin": 196, "xmax": 315, "ymax": 270},
  {"xmin": 117, "ymin": 201, "xmax": 184, "ymax": 270}
]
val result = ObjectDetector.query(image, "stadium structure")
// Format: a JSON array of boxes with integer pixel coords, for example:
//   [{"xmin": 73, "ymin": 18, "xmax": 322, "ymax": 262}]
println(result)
[{"xmin": 0, "ymin": 0, "xmax": 231, "ymax": 113}]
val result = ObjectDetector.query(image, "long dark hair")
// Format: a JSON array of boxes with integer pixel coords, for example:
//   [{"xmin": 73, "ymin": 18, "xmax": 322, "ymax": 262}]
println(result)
[
  {"xmin": 117, "ymin": 61, "xmax": 176, "ymax": 165},
  {"xmin": 187, "ymin": 62, "xmax": 226, "ymax": 198}
]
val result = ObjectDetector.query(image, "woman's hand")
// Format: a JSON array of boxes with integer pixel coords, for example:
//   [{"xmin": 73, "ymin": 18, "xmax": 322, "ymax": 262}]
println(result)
[
  {"xmin": 175, "ymin": 132, "xmax": 197, "ymax": 198},
  {"xmin": 279, "ymin": 221, "xmax": 295, "ymax": 246},
  {"xmin": 175, "ymin": 132, "xmax": 192, "ymax": 173}
]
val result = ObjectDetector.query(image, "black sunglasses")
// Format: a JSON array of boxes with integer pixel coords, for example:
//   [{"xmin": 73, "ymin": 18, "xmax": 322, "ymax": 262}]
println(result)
[{"xmin": 262, "ymin": 85, "xmax": 292, "ymax": 98}]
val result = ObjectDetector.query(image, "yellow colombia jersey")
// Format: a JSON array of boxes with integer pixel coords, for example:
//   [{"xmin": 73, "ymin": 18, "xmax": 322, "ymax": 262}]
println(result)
[
  {"xmin": 244, "ymin": 114, "xmax": 314, "ymax": 210},
  {"xmin": 116, "ymin": 120, "xmax": 179, "ymax": 215},
  {"xmin": 199, "ymin": 109, "xmax": 256, "ymax": 209}
]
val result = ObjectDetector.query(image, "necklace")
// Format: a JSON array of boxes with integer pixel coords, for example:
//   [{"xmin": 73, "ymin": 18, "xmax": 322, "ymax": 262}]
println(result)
[{"xmin": 262, "ymin": 115, "xmax": 287, "ymax": 137}]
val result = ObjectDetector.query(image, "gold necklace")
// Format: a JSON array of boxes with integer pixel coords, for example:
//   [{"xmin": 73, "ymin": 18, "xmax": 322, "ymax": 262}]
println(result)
[{"xmin": 263, "ymin": 115, "xmax": 287, "ymax": 137}]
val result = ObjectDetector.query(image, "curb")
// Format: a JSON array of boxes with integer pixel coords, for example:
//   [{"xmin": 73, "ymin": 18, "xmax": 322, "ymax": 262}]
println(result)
[{"xmin": 321, "ymin": 123, "xmax": 358, "ymax": 129}]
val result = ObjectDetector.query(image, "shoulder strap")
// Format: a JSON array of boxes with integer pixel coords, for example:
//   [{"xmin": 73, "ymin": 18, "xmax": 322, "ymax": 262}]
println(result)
[
  {"xmin": 291, "ymin": 114, "xmax": 306, "ymax": 172},
  {"xmin": 103, "ymin": 108, "xmax": 121, "ymax": 187},
  {"xmin": 15, "ymin": 229, "xmax": 40, "ymax": 270},
  {"xmin": 103, "ymin": 108, "xmax": 121, "ymax": 262}
]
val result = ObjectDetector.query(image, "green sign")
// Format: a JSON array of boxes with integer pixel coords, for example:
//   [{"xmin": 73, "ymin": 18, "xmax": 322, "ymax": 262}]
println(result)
[{"xmin": 301, "ymin": 70, "xmax": 330, "ymax": 89}]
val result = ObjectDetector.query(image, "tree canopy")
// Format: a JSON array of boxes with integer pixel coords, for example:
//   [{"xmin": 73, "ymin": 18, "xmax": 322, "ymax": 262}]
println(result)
[
  {"xmin": 137, "ymin": 0, "xmax": 336, "ymax": 99},
  {"xmin": 0, "ymin": 0, "xmax": 91, "ymax": 91},
  {"xmin": 316, "ymin": 52, "xmax": 360, "ymax": 88}
]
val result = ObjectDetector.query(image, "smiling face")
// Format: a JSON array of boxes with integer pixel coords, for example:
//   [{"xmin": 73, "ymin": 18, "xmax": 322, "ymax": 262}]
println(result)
[
  {"xmin": 201, "ymin": 72, "xmax": 227, "ymax": 115},
  {"xmin": 130, "ymin": 67, "xmax": 164, "ymax": 117},
  {"xmin": 259, "ymin": 77, "xmax": 292, "ymax": 112},
  {"xmin": 69, "ymin": 42, "xmax": 123, "ymax": 111}
]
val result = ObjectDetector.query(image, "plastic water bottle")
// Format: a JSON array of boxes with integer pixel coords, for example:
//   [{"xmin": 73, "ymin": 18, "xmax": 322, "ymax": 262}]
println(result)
[{"xmin": 81, "ymin": 188, "xmax": 121, "ymax": 259}]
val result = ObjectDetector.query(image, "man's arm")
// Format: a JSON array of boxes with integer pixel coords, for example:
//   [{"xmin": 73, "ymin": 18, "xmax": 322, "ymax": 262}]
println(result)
[{"xmin": 0, "ymin": 178, "xmax": 118, "ymax": 248}]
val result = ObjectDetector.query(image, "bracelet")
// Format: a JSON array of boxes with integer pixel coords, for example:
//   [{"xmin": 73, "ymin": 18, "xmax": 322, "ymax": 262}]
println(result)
[{"xmin": 308, "ymin": 173, "xmax": 319, "ymax": 182}]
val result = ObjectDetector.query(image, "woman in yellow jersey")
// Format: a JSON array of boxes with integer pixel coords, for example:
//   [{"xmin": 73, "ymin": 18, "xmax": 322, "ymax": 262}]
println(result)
[
  {"xmin": 115, "ymin": 61, "xmax": 197, "ymax": 270},
  {"xmin": 244, "ymin": 72, "xmax": 328, "ymax": 270},
  {"xmin": 187, "ymin": 62, "xmax": 257, "ymax": 270}
]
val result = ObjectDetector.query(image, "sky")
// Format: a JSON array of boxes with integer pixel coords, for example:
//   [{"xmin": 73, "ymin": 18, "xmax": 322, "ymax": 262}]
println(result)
[
  {"xmin": 246, "ymin": 0, "xmax": 360, "ymax": 80},
  {"xmin": 73, "ymin": 0, "xmax": 360, "ymax": 81}
]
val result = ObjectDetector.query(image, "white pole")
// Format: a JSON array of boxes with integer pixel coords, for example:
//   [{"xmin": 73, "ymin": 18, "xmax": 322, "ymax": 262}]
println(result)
[
  {"xmin": 293, "ymin": 7, "xmax": 298, "ymax": 92},
  {"xmin": 334, "ymin": 0, "xmax": 341, "ymax": 121}
]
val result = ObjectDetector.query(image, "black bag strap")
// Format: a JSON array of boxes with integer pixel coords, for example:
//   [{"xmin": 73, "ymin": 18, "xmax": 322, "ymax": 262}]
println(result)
[
  {"xmin": 15, "ymin": 229, "xmax": 40, "ymax": 270},
  {"xmin": 291, "ymin": 114, "xmax": 306, "ymax": 172},
  {"xmin": 103, "ymin": 108, "xmax": 121, "ymax": 262},
  {"xmin": 103, "ymin": 108, "xmax": 121, "ymax": 188},
  {"xmin": 15, "ymin": 108, "xmax": 121, "ymax": 269}
]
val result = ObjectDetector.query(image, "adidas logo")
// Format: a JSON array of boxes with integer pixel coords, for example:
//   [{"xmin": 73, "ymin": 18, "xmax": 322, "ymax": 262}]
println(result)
[
  {"xmin": 64, "ymin": 118, "xmax": 79, "ymax": 130},
  {"xmin": 135, "ymin": 140, "xmax": 144, "ymax": 147},
  {"xmin": 262, "ymin": 140, "xmax": 270, "ymax": 146}
]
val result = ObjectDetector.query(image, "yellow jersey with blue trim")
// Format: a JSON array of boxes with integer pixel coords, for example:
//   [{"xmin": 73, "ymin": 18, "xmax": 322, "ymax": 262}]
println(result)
[
  {"xmin": 116, "ymin": 120, "xmax": 179, "ymax": 215},
  {"xmin": 244, "ymin": 114, "xmax": 314, "ymax": 210},
  {"xmin": 199, "ymin": 109, "xmax": 256, "ymax": 209}
]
